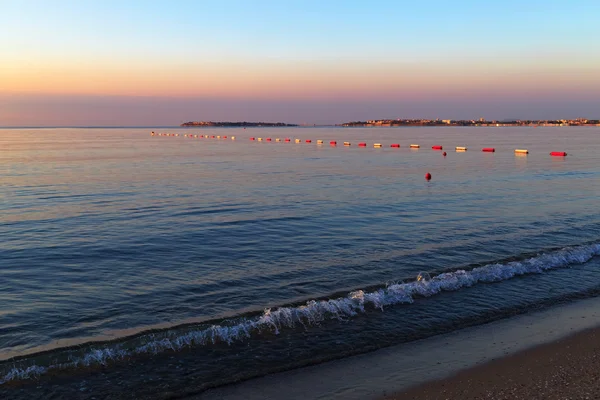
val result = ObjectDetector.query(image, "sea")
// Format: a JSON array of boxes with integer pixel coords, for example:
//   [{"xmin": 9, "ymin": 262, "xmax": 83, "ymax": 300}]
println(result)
[{"xmin": 1, "ymin": 126, "xmax": 600, "ymax": 399}]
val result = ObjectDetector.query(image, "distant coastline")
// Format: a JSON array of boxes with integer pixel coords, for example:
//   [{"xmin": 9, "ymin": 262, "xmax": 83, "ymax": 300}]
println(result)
[
  {"xmin": 179, "ymin": 118, "xmax": 600, "ymax": 128},
  {"xmin": 180, "ymin": 121, "xmax": 298, "ymax": 127},
  {"xmin": 342, "ymin": 118, "xmax": 600, "ymax": 127}
]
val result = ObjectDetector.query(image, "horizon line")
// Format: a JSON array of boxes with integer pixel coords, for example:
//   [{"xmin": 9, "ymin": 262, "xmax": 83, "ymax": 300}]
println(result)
[{"xmin": 2, "ymin": 118, "xmax": 600, "ymax": 129}]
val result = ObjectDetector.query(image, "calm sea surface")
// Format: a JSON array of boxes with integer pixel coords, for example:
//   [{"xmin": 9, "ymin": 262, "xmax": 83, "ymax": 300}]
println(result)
[{"xmin": 1, "ymin": 126, "xmax": 600, "ymax": 398}]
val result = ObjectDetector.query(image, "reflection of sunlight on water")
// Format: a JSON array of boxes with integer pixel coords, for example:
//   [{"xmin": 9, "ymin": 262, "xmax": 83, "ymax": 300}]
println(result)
[
  {"xmin": 514, "ymin": 153, "xmax": 528, "ymax": 171},
  {"xmin": 549, "ymin": 154, "xmax": 568, "ymax": 172},
  {"xmin": 481, "ymin": 151, "xmax": 497, "ymax": 171},
  {"xmin": 2, "ymin": 125, "xmax": 600, "ymax": 366}
]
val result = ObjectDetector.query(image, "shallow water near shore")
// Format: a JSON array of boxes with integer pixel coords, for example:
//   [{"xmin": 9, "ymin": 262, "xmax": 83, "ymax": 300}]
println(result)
[
  {"xmin": 197, "ymin": 294, "xmax": 600, "ymax": 400},
  {"xmin": 1, "ymin": 126, "xmax": 600, "ymax": 397}
]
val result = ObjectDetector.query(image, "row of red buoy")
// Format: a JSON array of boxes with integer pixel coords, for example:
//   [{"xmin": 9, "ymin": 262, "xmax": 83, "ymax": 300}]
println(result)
[{"xmin": 150, "ymin": 132, "xmax": 568, "ymax": 157}]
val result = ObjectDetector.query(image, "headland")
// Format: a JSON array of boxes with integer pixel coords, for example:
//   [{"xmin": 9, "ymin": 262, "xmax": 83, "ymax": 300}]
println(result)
[
  {"xmin": 180, "ymin": 118, "xmax": 600, "ymax": 128},
  {"xmin": 342, "ymin": 118, "xmax": 600, "ymax": 127}
]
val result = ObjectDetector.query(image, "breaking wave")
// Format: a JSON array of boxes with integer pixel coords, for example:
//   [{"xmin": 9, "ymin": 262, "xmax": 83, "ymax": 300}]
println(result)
[{"xmin": 3, "ymin": 241, "xmax": 600, "ymax": 384}]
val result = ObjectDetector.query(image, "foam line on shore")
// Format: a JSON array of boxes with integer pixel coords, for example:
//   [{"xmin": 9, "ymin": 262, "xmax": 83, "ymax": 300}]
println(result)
[
  {"xmin": 2, "ymin": 242, "xmax": 600, "ymax": 384},
  {"xmin": 199, "ymin": 293, "xmax": 600, "ymax": 400}
]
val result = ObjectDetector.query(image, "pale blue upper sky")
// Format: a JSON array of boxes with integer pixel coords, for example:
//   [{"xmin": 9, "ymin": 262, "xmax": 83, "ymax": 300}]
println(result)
[
  {"xmin": 1, "ymin": 0, "xmax": 599, "ymax": 125},
  {"xmin": 4, "ymin": 0, "xmax": 599, "ymax": 58}
]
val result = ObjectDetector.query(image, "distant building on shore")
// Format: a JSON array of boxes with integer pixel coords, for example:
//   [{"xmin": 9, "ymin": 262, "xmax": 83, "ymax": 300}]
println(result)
[{"xmin": 341, "ymin": 118, "xmax": 600, "ymax": 127}]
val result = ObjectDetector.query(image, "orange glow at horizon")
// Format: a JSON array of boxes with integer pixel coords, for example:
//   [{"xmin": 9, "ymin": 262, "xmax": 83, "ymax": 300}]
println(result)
[{"xmin": 3, "ymin": 57, "xmax": 600, "ymax": 101}]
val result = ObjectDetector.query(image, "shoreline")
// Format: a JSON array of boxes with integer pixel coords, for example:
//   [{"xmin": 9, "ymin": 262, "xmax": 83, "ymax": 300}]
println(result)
[
  {"xmin": 391, "ymin": 325, "xmax": 600, "ymax": 399},
  {"xmin": 196, "ymin": 295, "xmax": 600, "ymax": 400}
]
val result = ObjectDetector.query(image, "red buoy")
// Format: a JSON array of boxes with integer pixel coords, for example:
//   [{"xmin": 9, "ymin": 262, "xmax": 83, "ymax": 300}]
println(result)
[
  {"xmin": 550, "ymin": 151, "xmax": 567, "ymax": 156},
  {"xmin": 223, "ymin": 136, "xmax": 227, "ymax": 139},
  {"xmin": 390, "ymin": 143, "xmax": 400, "ymax": 148},
  {"xmin": 284, "ymin": 138, "xmax": 291, "ymax": 142},
  {"xmin": 432, "ymin": 145, "xmax": 443, "ymax": 150},
  {"xmin": 330, "ymin": 141, "xmax": 337, "ymax": 145},
  {"xmin": 211, "ymin": 135, "xmax": 215, "ymax": 139},
  {"xmin": 250, "ymin": 137, "xmax": 255, "ymax": 141},
  {"xmin": 358, "ymin": 142, "xmax": 367, "ymax": 147},
  {"xmin": 443, "ymin": 152, "xmax": 447, "ymax": 156},
  {"xmin": 482, "ymin": 148, "xmax": 495, "ymax": 152},
  {"xmin": 266, "ymin": 138, "xmax": 272, "ymax": 141},
  {"xmin": 306, "ymin": 139, "xmax": 312, "ymax": 143},
  {"xmin": 425, "ymin": 172, "xmax": 432, "ymax": 180}
]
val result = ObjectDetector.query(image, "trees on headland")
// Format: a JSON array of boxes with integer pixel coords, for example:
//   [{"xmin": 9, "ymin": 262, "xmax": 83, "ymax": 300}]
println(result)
[{"xmin": 341, "ymin": 118, "xmax": 600, "ymax": 127}]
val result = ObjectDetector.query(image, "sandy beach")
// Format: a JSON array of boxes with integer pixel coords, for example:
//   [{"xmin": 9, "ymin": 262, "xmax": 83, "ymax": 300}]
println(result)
[
  {"xmin": 4, "ymin": 1, "xmax": 600, "ymax": 398},
  {"xmin": 195, "ymin": 296, "xmax": 600, "ymax": 400},
  {"xmin": 391, "ymin": 326, "xmax": 600, "ymax": 400}
]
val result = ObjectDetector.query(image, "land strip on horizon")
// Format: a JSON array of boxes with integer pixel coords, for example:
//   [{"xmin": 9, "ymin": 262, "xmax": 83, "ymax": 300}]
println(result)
[{"xmin": 180, "ymin": 118, "xmax": 600, "ymax": 127}]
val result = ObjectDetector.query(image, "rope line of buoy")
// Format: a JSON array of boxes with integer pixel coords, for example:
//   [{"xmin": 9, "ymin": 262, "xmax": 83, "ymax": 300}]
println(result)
[
  {"xmin": 150, "ymin": 131, "xmax": 569, "ymax": 180},
  {"xmin": 150, "ymin": 131, "xmax": 567, "ymax": 157}
]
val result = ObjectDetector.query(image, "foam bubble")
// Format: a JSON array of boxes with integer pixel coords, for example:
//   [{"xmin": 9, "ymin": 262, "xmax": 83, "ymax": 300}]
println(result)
[{"xmin": 2, "ymin": 242, "xmax": 600, "ymax": 384}]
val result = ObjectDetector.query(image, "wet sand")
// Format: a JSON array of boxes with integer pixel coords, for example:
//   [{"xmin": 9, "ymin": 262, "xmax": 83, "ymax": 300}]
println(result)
[
  {"xmin": 196, "ymin": 296, "xmax": 600, "ymax": 400},
  {"xmin": 391, "ymin": 326, "xmax": 600, "ymax": 400},
  {"xmin": 3, "ymin": 298, "xmax": 599, "ymax": 399}
]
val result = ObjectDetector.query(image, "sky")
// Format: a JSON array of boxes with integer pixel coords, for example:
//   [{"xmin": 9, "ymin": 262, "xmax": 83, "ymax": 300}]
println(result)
[{"xmin": 1, "ymin": 0, "xmax": 599, "ymax": 126}]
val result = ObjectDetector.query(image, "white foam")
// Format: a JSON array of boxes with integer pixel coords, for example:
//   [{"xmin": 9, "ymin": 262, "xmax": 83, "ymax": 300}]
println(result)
[
  {"xmin": 1, "ymin": 365, "xmax": 46, "ymax": 383},
  {"xmin": 2, "ymin": 242, "xmax": 600, "ymax": 384}
]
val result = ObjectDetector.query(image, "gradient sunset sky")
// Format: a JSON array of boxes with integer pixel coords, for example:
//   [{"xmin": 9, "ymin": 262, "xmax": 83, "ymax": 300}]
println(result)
[{"xmin": 1, "ymin": 0, "xmax": 599, "ymax": 126}]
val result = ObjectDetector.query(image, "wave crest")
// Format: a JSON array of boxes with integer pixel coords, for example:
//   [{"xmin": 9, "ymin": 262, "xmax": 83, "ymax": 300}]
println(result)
[{"xmin": 2, "ymin": 242, "xmax": 599, "ymax": 384}]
